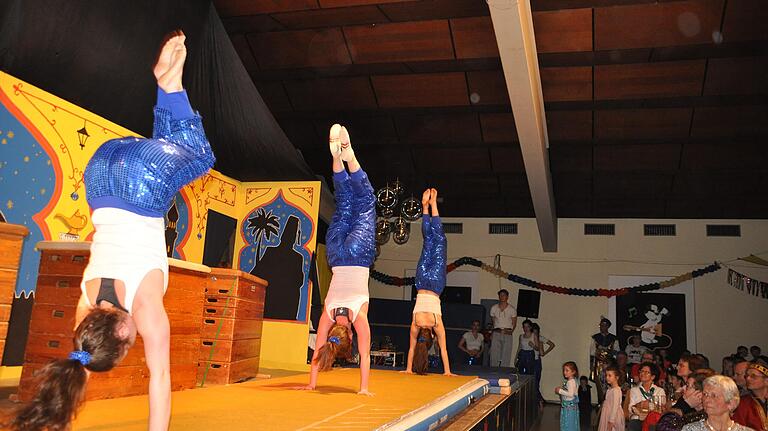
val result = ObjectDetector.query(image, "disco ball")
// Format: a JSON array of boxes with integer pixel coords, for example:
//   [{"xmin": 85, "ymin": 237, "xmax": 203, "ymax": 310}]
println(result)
[
  {"xmin": 400, "ymin": 197, "xmax": 422, "ymax": 221},
  {"xmin": 376, "ymin": 186, "xmax": 398, "ymax": 211},
  {"xmin": 392, "ymin": 217, "xmax": 410, "ymax": 245},
  {"xmin": 375, "ymin": 218, "xmax": 391, "ymax": 245}
]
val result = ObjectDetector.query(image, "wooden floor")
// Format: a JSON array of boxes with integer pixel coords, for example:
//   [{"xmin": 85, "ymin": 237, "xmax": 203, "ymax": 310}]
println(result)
[{"xmin": 532, "ymin": 403, "xmax": 597, "ymax": 431}]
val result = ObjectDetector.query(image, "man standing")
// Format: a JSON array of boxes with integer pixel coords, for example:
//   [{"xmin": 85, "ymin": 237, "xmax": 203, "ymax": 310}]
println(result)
[
  {"xmin": 590, "ymin": 317, "xmax": 619, "ymax": 405},
  {"xmin": 489, "ymin": 289, "xmax": 517, "ymax": 368}
]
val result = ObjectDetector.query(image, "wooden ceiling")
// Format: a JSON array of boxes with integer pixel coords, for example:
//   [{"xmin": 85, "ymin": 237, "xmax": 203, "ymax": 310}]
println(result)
[{"xmin": 215, "ymin": 0, "xmax": 768, "ymax": 218}]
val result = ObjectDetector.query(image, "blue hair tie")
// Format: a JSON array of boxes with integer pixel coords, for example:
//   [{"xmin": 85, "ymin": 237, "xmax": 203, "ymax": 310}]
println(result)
[
  {"xmin": 328, "ymin": 336, "xmax": 340, "ymax": 345},
  {"xmin": 417, "ymin": 336, "xmax": 426, "ymax": 343},
  {"xmin": 69, "ymin": 350, "xmax": 91, "ymax": 366}
]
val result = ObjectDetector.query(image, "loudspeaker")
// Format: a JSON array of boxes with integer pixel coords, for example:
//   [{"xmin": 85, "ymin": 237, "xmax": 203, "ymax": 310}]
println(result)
[{"xmin": 516, "ymin": 289, "xmax": 540, "ymax": 318}]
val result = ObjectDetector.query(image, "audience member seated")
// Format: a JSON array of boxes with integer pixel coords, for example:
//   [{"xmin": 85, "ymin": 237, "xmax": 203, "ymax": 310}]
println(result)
[
  {"xmin": 458, "ymin": 320, "xmax": 484, "ymax": 365},
  {"xmin": 627, "ymin": 336, "xmax": 650, "ymax": 365},
  {"xmin": 670, "ymin": 354, "xmax": 710, "ymax": 416},
  {"xmin": 632, "ymin": 352, "xmax": 657, "ymax": 383},
  {"xmin": 733, "ymin": 360, "xmax": 767, "ymax": 431},
  {"xmin": 655, "ymin": 369, "xmax": 714, "ymax": 431},
  {"xmin": 733, "ymin": 358, "xmax": 750, "ymax": 396},
  {"xmin": 627, "ymin": 362, "xmax": 667, "ymax": 431},
  {"xmin": 681, "ymin": 375, "xmax": 753, "ymax": 431}
]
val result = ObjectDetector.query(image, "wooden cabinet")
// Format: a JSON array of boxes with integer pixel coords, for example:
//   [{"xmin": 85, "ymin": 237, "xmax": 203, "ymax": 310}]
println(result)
[
  {"xmin": 0, "ymin": 222, "xmax": 29, "ymax": 360},
  {"xmin": 197, "ymin": 268, "xmax": 267, "ymax": 386},
  {"xmin": 18, "ymin": 242, "xmax": 207, "ymax": 401}
]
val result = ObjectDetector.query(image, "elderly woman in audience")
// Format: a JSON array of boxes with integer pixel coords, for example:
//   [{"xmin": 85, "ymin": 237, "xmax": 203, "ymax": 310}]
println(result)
[{"xmin": 681, "ymin": 375, "xmax": 754, "ymax": 431}]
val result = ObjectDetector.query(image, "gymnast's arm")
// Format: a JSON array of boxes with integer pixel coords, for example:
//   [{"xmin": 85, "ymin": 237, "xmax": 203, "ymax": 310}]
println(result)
[
  {"xmin": 403, "ymin": 321, "xmax": 419, "ymax": 374},
  {"xmin": 304, "ymin": 311, "xmax": 333, "ymax": 390},
  {"xmin": 132, "ymin": 273, "xmax": 171, "ymax": 431},
  {"xmin": 434, "ymin": 316, "xmax": 456, "ymax": 376},
  {"xmin": 353, "ymin": 303, "xmax": 373, "ymax": 395}
]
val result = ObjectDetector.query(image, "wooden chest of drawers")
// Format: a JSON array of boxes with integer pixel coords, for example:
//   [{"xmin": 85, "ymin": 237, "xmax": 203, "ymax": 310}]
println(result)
[
  {"xmin": 197, "ymin": 268, "xmax": 267, "ymax": 386},
  {"xmin": 18, "ymin": 242, "xmax": 207, "ymax": 401}
]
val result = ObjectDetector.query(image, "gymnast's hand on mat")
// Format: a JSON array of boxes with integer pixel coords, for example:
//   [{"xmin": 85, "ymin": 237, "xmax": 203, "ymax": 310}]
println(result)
[
  {"xmin": 399, "ymin": 369, "xmax": 414, "ymax": 374},
  {"xmin": 296, "ymin": 384, "xmax": 316, "ymax": 391},
  {"xmin": 357, "ymin": 389, "xmax": 375, "ymax": 396},
  {"xmin": 443, "ymin": 372, "xmax": 458, "ymax": 377}
]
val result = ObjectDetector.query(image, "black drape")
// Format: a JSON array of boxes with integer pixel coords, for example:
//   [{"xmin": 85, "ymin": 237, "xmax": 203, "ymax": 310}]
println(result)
[{"xmin": 0, "ymin": 0, "xmax": 315, "ymax": 181}]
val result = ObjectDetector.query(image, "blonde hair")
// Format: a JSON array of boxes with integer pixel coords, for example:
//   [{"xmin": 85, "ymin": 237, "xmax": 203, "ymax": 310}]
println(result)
[
  {"xmin": 314, "ymin": 324, "xmax": 353, "ymax": 371},
  {"xmin": 703, "ymin": 375, "xmax": 740, "ymax": 410}
]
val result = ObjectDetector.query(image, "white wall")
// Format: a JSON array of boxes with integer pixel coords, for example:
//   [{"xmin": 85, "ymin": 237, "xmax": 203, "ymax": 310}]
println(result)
[{"xmin": 372, "ymin": 218, "xmax": 768, "ymax": 401}]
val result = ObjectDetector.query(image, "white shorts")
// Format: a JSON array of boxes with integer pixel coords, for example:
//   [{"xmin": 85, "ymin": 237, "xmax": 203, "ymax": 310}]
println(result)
[{"xmin": 81, "ymin": 207, "xmax": 169, "ymax": 314}]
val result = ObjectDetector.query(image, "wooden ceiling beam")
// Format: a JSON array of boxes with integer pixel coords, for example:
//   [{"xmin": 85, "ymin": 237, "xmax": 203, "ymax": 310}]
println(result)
[{"xmin": 488, "ymin": 0, "xmax": 557, "ymax": 251}]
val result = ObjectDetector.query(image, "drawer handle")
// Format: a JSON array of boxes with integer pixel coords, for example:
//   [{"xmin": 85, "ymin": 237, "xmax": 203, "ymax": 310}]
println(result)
[
  {"xmin": 48, "ymin": 340, "xmax": 60, "ymax": 348},
  {"xmin": 55, "ymin": 280, "xmax": 70, "ymax": 288},
  {"xmin": 52, "ymin": 310, "xmax": 65, "ymax": 318},
  {"xmin": 206, "ymin": 298, "xmax": 219, "ymax": 303},
  {"xmin": 202, "ymin": 341, "xmax": 213, "ymax": 346},
  {"xmin": 206, "ymin": 309, "xmax": 217, "ymax": 314},
  {"xmin": 250, "ymin": 286, "xmax": 256, "ymax": 292},
  {"xmin": 210, "ymin": 364, "xmax": 221, "ymax": 369},
  {"xmin": 218, "ymin": 289, "xmax": 229, "ymax": 294},
  {"xmin": 204, "ymin": 319, "xmax": 215, "ymax": 324},
  {"xmin": 72, "ymin": 255, "xmax": 85, "ymax": 263},
  {"xmin": 50, "ymin": 255, "xmax": 61, "ymax": 262}
]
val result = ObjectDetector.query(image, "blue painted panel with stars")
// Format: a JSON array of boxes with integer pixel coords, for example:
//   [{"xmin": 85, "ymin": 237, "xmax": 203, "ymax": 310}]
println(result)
[{"xmin": 0, "ymin": 102, "xmax": 56, "ymax": 296}]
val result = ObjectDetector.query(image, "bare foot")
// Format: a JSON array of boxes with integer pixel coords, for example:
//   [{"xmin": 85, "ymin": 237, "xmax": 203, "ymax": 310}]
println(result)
[
  {"xmin": 155, "ymin": 31, "xmax": 186, "ymax": 93},
  {"xmin": 422, "ymin": 189, "xmax": 430, "ymax": 206},
  {"xmin": 429, "ymin": 188, "xmax": 439, "ymax": 217}
]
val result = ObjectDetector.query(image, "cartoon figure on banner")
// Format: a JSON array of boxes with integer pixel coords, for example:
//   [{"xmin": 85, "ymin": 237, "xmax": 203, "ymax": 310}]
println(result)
[
  {"xmin": 240, "ymin": 192, "xmax": 314, "ymax": 321},
  {"xmin": 623, "ymin": 304, "xmax": 672, "ymax": 349}
]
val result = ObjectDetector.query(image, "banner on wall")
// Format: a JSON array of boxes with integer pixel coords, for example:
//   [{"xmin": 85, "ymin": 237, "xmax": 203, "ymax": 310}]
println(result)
[
  {"xmin": 727, "ymin": 269, "xmax": 768, "ymax": 300},
  {"xmin": 237, "ymin": 183, "xmax": 320, "ymax": 322}
]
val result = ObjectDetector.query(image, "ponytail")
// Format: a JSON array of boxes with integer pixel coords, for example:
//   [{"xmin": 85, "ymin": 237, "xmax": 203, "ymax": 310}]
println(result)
[
  {"xmin": 10, "ymin": 308, "xmax": 132, "ymax": 431},
  {"xmin": 314, "ymin": 324, "xmax": 352, "ymax": 372},
  {"xmin": 11, "ymin": 359, "xmax": 88, "ymax": 431},
  {"xmin": 413, "ymin": 328, "xmax": 434, "ymax": 375}
]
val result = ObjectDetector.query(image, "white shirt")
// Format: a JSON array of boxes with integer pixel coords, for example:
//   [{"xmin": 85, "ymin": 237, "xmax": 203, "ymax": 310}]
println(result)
[
  {"xmin": 462, "ymin": 332, "xmax": 484, "ymax": 351},
  {"xmin": 519, "ymin": 333, "xmax": 535, "ymax": 351},
  {"xmin": 490, "ymin": 303, "xmax": 517, "ymax": 329},
  {"xmin": 557, "ymin": 378, "xmax": 578, "ymax": 401},
  {"xmin": 628, "ymin": 383, "xmax": 666, "ymax": 419},
  {"xmin": 625, "ymin": 344, "xmax": 650, "ymax": 364}
]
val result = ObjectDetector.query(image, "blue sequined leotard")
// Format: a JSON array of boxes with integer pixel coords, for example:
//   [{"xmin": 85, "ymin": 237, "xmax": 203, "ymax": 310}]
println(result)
[
  {"xmin": 415, "ymin": 215, "xmax": 447, "ymax": 295},
  {"xmin": 325, "ymin": 169, "xmax": 376, "ymax": 268},
  {"xmin": 84, "ymin": 88, "xmax": 215, "ymax": 217}
]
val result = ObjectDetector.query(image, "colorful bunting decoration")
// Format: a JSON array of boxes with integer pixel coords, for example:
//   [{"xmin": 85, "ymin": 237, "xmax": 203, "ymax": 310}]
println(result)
[{"xmin": 370, "ymin": 257, "xmax": 721, "ymax": 297}]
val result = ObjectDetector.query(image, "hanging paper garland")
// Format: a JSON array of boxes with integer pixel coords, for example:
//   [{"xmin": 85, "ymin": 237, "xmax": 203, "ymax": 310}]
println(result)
[{"xmin": 370, "ymin": 257, "xmax": 721, "ymax": 297}]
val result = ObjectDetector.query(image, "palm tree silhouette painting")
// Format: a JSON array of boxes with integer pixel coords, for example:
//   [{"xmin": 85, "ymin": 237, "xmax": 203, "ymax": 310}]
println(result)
[{"xmin": 247, "ymin": 208, "xmax": 280, "ymax": 264}]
